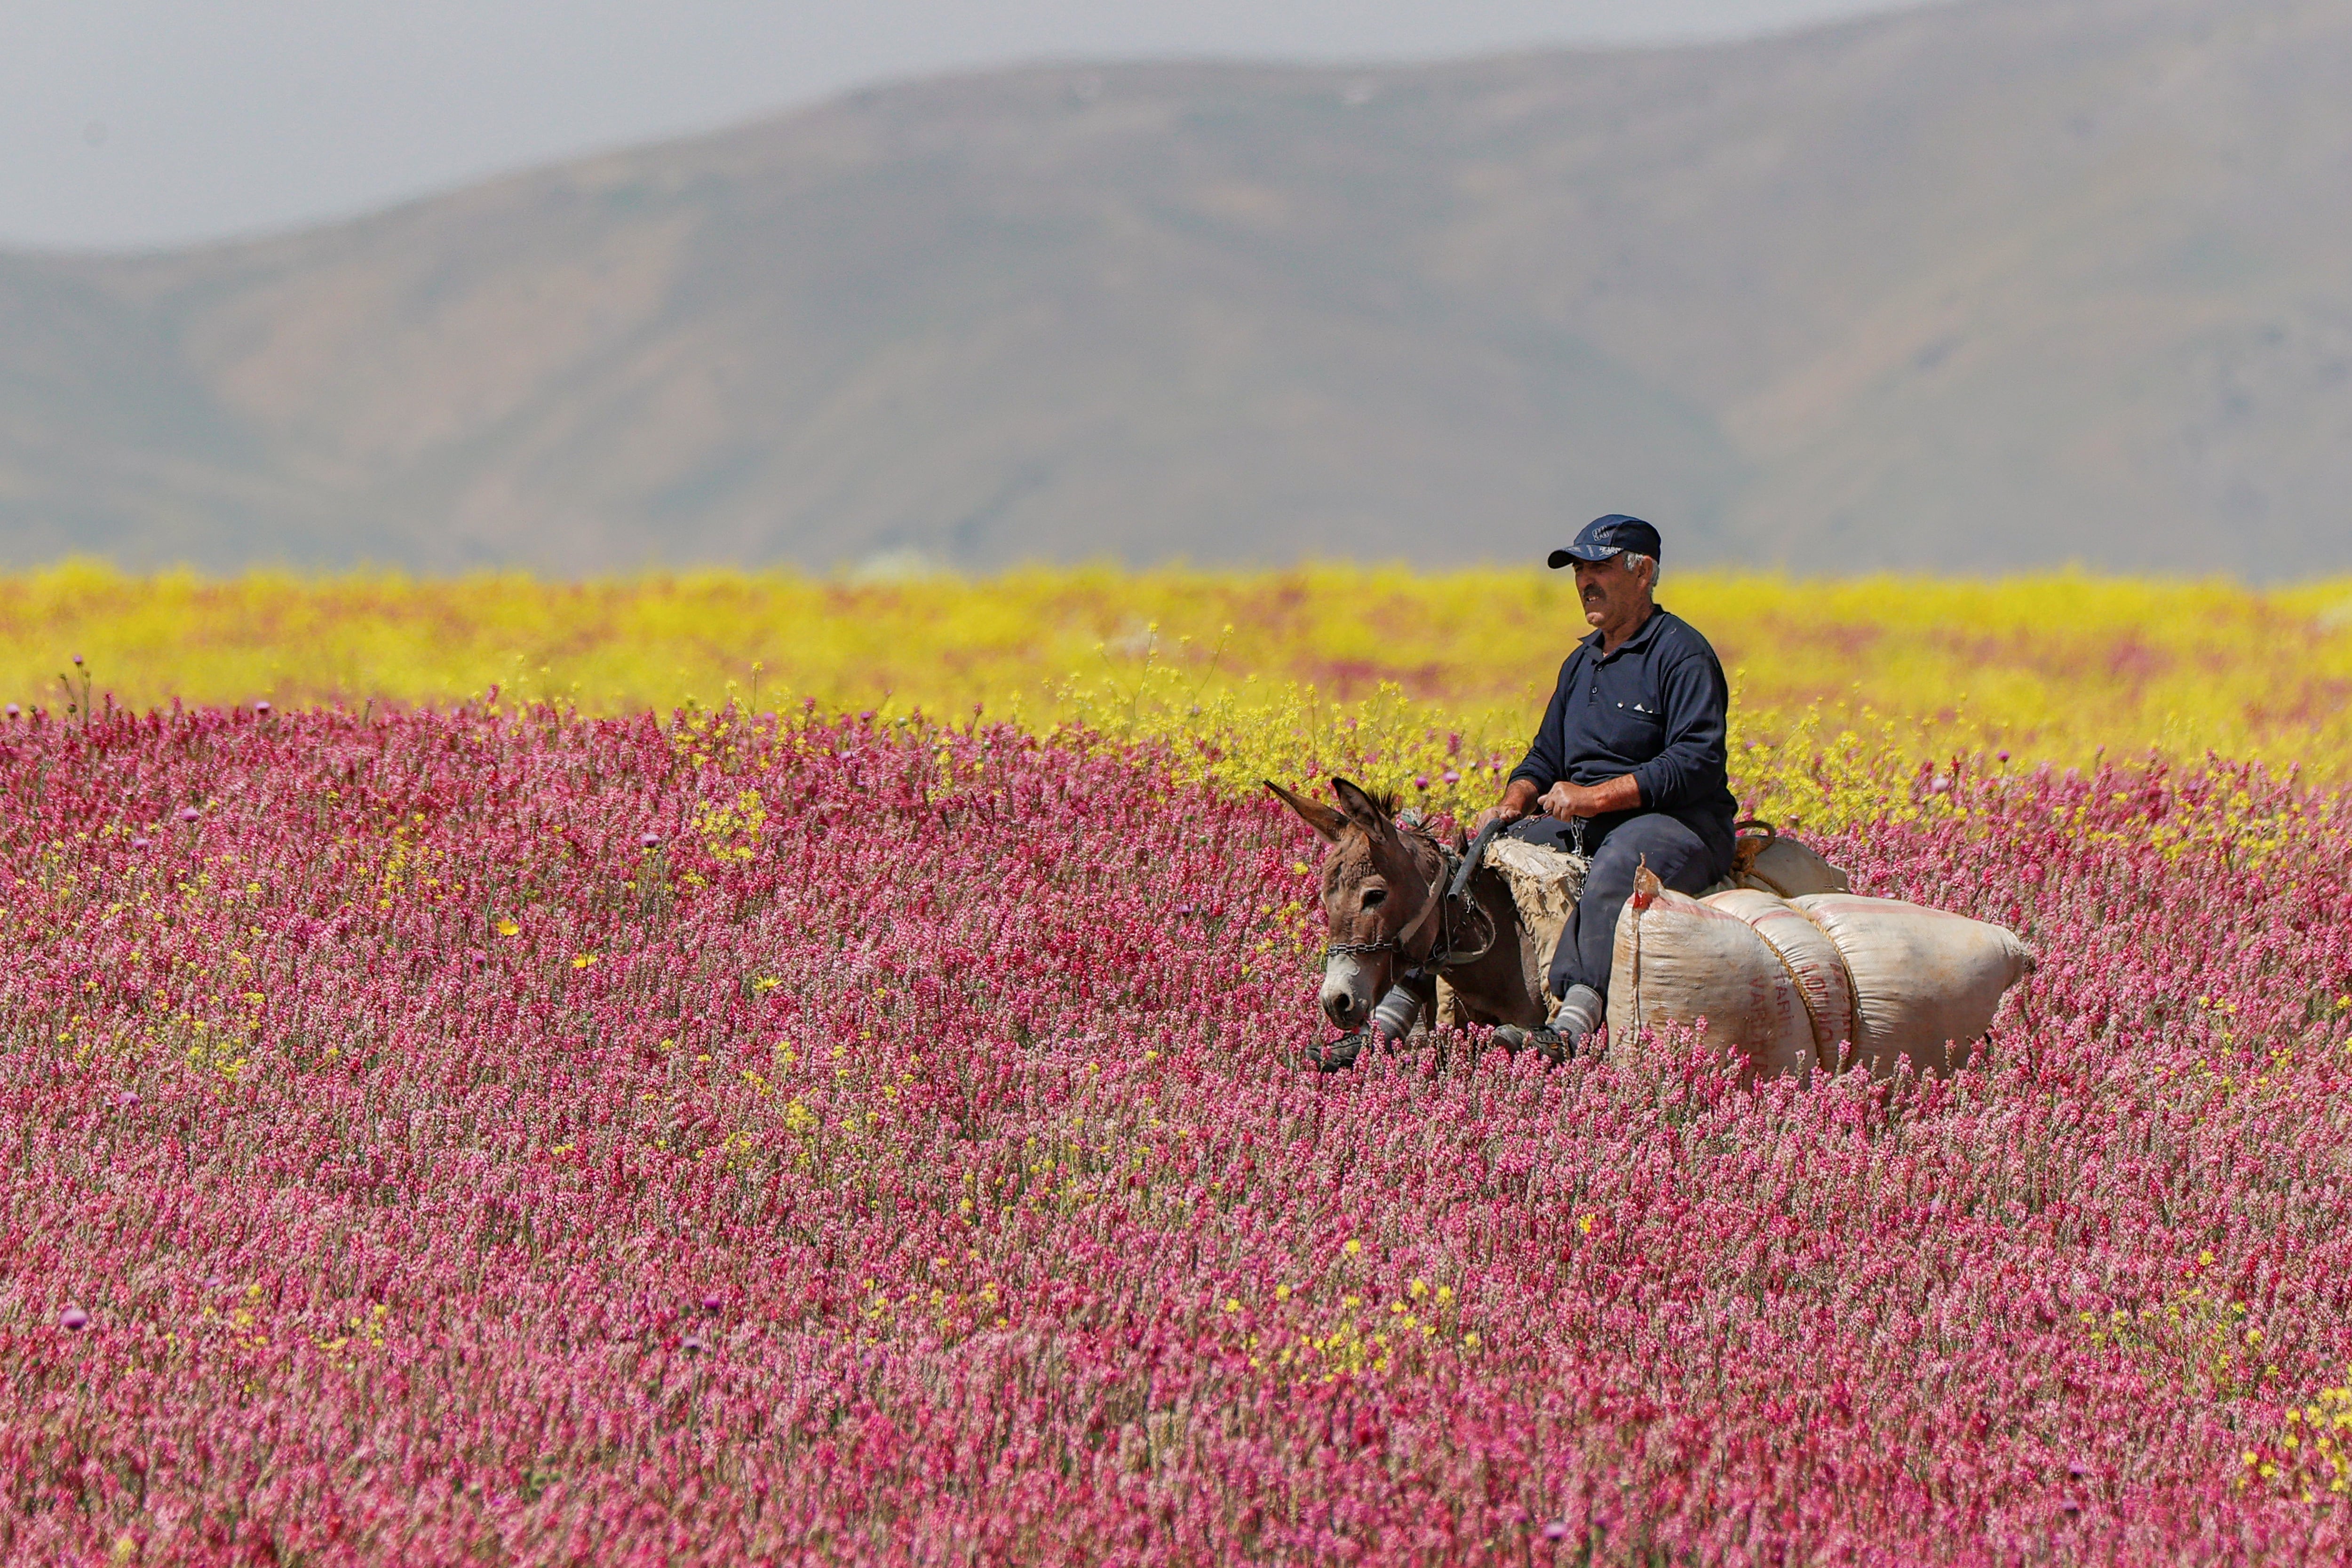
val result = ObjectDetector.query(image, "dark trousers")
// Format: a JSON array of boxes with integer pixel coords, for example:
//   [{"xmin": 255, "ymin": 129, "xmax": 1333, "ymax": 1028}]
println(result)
[{"xmin": 1508, "ymin": 810, "xmax": 1733, "ymax": 1004}]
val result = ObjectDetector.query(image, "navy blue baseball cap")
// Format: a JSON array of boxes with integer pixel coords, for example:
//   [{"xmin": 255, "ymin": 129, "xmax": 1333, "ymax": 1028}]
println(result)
[{"xmin": 1547, "ymin": 514, "xmax": 1662, "ymax": 569}]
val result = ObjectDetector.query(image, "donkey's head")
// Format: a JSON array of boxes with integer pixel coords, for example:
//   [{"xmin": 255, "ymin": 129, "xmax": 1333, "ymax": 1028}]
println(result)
[{"xmin": 1265, "ymin": 777, "xmax": 1441, "ymax": 1030}]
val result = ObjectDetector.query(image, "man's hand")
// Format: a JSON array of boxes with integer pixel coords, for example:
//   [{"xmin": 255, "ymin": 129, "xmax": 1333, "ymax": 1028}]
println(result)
[
  {"xmin": 1539, "ymin": 774, "xmax": 1642, "ymax": 820},
  {"xmin": 1537, "ymin": 780, "xmax": 1592, "ymax": 820},
  {"xmin": 1471, "ymin": 777, "xmax": 1541, "ymax": 836}
]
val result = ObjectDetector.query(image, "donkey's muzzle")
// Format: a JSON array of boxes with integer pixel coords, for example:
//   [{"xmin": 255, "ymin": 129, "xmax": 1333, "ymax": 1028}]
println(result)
[{"xmin": 1319, "ymin": 954, "xmax": 1377, "ymax": 1028}]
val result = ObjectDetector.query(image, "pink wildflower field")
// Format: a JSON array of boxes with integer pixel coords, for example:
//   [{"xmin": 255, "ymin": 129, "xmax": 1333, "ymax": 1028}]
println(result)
[{"xmin": 4, "ymin": 703, "xmax": 2351, "ymax": 1564}]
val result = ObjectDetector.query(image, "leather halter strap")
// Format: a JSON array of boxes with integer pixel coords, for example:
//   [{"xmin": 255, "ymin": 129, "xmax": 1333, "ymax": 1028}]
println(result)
[
  {"xmin": 1321, "ymin": 847, "xmax": 1446, "ymax": 963},
  {"xmin": 1323, "ymin": 828, "xmax": 1493, "ymax": 973}
]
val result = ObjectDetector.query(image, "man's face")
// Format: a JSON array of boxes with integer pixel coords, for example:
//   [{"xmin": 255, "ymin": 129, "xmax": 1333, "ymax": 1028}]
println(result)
[{"xmin": 1572, "ymin": 554, "xmax": 1652, "ymax": 634}]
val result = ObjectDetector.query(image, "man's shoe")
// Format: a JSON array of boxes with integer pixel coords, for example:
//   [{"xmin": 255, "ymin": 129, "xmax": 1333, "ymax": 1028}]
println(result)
[
  {"xmin": 1492, "ymin": 1024, "xmax": 1576, "ymax": 1064},
  {"xmin": 1303, "ymin": 1031, "xmax": 1371, "ymax": 1073}
]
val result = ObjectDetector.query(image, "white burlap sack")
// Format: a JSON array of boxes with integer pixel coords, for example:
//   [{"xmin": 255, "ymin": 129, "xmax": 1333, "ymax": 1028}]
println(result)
[
  {"xmin": 1604, "ymin": 871, "xmax": 1819, "ymax": 1082},
  {"xmin": 1700, "ymin": 828, "xmax": 1851, "ymax": 899},
  {"xmin": 1788, "ymin": 893, "xmax": 2034, "ymax": 1076},
  {"xmin": 1607, "ymin": 875, "xmax": 2031, "ymax": 1081},
  {"xmin": 1702, "ymin": 888, "xmax": 1856, "ymax": 1071}
]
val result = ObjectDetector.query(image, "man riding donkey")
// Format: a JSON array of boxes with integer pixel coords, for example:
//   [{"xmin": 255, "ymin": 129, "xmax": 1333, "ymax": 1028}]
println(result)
[
  {"xmin": 1271, "ymin": 513, "xmax": 1739, "ymax": 1067},
  {"xmin": 1477, "ymin": 514, "xmax": 1740, "ymax": 1058}
]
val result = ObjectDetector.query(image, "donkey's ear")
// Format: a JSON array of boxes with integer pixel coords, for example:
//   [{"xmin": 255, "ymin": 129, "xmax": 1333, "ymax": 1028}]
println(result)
[
  {"xmin": 1329, "ymin": 778, "xmax": 1395, "ymax": 840},
  {"xmin": 1263, "ymin": 780, "xmax": 1347, "ymax": 842}
]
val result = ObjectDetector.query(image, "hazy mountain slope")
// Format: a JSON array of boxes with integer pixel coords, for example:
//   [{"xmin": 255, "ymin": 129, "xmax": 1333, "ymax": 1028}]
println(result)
[{"xmin": 2, "ymin": 0, "xmax": 2347, "ymax": 572}]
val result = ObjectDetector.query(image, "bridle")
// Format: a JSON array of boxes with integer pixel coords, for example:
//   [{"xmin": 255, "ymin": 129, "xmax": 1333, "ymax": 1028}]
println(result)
[{"xmin": 1320, "ymin": 821, "xmax": 1498, "ymax": 978}]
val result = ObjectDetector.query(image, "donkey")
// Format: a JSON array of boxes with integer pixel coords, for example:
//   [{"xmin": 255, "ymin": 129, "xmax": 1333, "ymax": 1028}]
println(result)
[{"xmin": 1266, "ymin": 777, "xmax": 1550, "ymax": 1064}]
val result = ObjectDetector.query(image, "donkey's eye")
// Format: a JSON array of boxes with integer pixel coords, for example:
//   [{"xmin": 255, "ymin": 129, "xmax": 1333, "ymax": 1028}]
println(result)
[{"xmin": 1360, "ymin": 886, "xmax": 1387, "ymax": 908}]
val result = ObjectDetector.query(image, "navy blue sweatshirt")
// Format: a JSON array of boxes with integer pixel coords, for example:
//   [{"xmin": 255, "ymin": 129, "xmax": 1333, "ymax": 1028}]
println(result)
[{"xmin": 1507, "ymin": 606, "xmax": 1738, "ymax": 834}]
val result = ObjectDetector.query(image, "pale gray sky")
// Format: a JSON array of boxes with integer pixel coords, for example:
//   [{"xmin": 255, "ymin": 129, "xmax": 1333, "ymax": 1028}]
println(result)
[{"xmin": 4, "ymin": 0, "xmax": 1931, "ymax": 254}]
